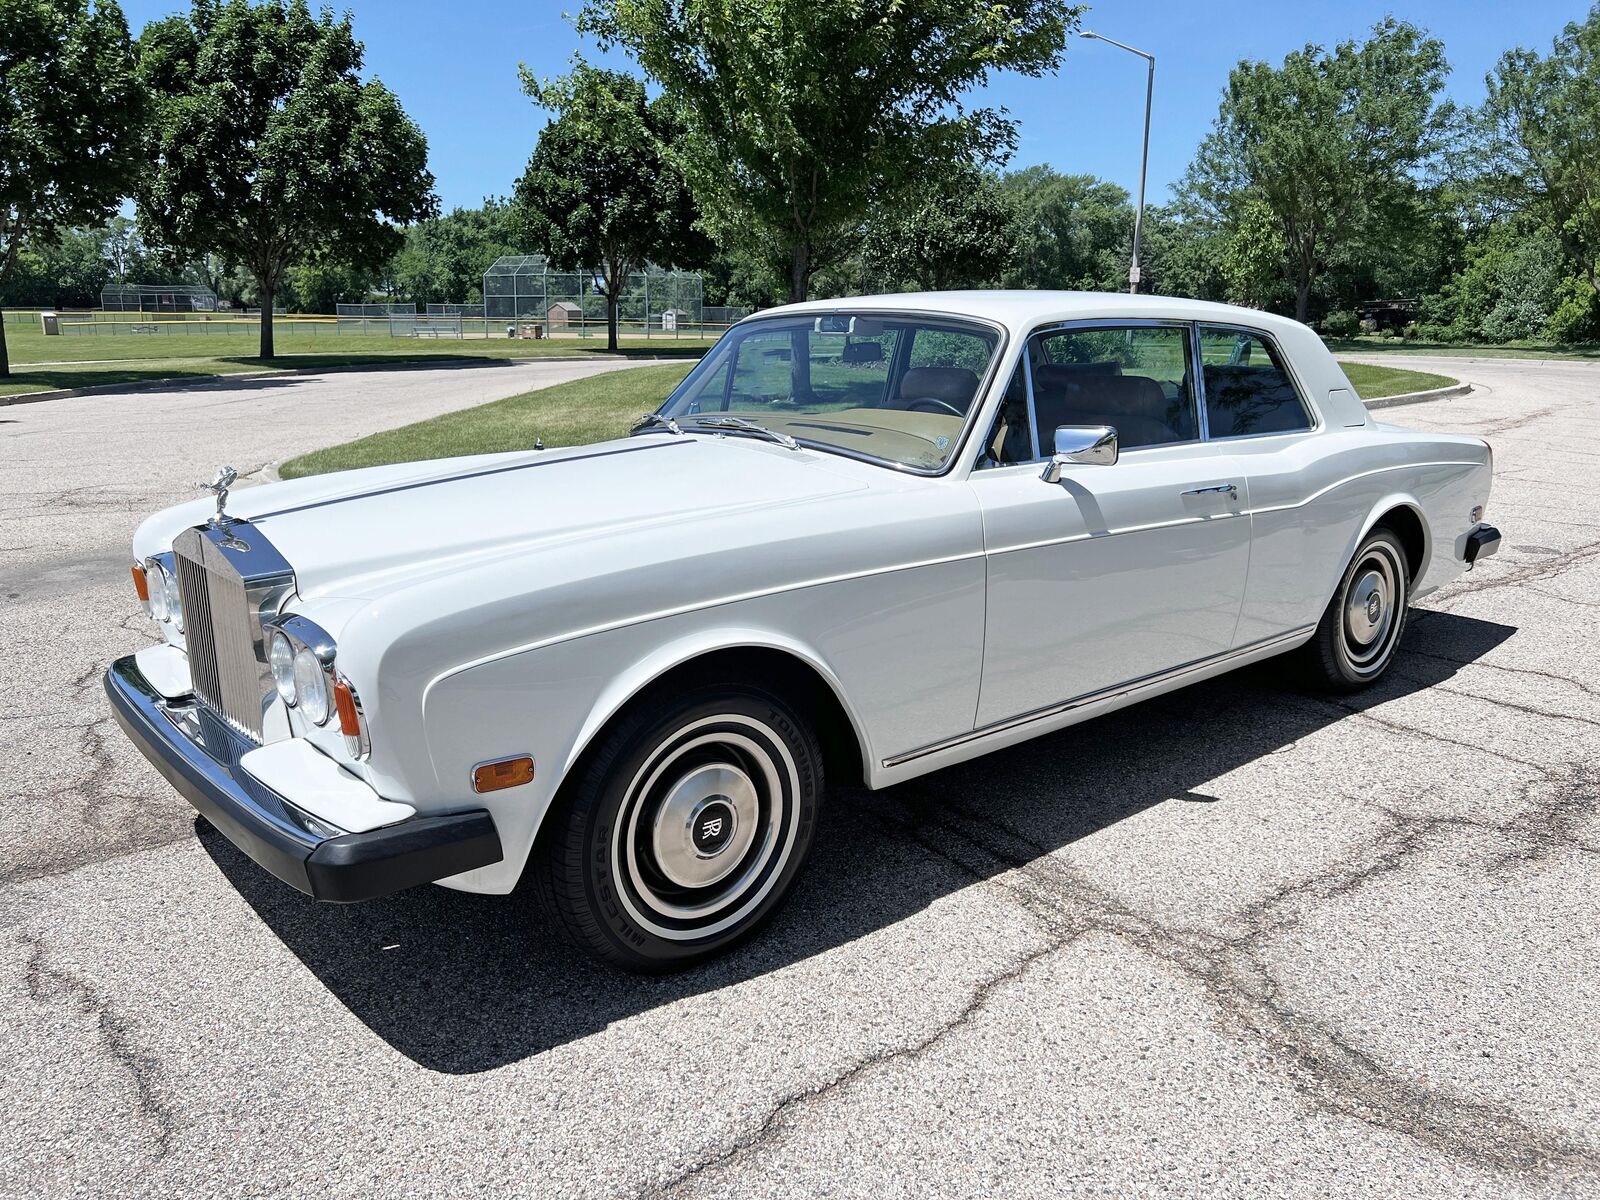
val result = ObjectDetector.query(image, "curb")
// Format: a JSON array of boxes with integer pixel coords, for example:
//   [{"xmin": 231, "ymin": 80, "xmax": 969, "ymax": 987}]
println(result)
[
  {"xmin": 1364, "ymin": 382, "xmax": 1473, "ymax": 410},
  {"xmin": 0, "ymin": 352, "xmax": 666, "ymax": 407}
]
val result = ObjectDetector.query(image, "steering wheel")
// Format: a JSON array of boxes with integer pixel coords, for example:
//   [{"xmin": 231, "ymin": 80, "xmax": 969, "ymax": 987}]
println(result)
[{"xmin": 905, "ymin": 396, "xmax": 965, "ymax": 417}]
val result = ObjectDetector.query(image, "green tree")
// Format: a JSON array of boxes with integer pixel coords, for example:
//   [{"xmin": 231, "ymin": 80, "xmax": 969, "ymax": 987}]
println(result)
[
  {"xmin": 391, "ymin": 199, "xmax": 522, "ymax": 308},
  {"xmin": 0, "ymin": 0, "xmax": 143, "ymax": 374},
  {"xmin": 1178, "ymin": 18, "xmax": 1454, "ymax": 322},
  {"xmin": 1479, "ymin": 5, "xmax": 1600, "ymax": 297},
  {"xmin": 575, "ymin": 0, "xmax": 1078, "ymax": 302},
  {"xmin": 862, "ymin": 167, "xmax": 1019, "ymax": 292},
  {"xmin": 513, "ymin": 64, "xmax": 706, "ymax": 351},
  {"xmin": 135, "ymin": 0, "xmax": 436, "ymax": 358},
  {"xmin": 1000, "ymin": 167, "xmax": 1133, "ymax": 291}
]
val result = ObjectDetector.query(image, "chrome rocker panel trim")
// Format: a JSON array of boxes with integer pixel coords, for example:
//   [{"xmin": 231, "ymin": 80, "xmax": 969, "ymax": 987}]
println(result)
[
  {"xmin": 104, "ymin": 656, "xmax": 502, "ymax": 902},
  {"xmin": 883, "ymin": 625, "xmax": 1318, "ymax": 769}
]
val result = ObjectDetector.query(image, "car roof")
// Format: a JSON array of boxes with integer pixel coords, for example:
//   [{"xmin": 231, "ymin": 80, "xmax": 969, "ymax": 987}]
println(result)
[{"xmin": 749, "ymin": 290, "xmax": 1309, "ymax": 339}]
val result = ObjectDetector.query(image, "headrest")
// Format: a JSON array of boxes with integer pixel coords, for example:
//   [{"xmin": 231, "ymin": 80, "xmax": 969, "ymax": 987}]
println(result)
[{"xmin": 898, "ymin": 366, "xmax": 979, "ymax": 408}]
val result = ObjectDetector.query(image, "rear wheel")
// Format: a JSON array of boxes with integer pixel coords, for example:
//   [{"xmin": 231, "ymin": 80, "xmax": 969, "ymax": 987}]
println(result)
[
  {"xmin": 1302, "ymin": 527, "xmax": 1411, "ymax": 691},
  {"xmin": 535, "ymin": 683, "xmax": 824, "ymax": 970}
]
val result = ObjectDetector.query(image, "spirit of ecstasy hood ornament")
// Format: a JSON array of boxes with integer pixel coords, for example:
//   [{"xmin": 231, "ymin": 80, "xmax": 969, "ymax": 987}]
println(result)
[
  {"xmin": 200, "ymin": 464, "xmax": 238, "ymax": 527},
  {"xmin": 199, "ymin": 465, "xmax": 249, "ymax": 550}
]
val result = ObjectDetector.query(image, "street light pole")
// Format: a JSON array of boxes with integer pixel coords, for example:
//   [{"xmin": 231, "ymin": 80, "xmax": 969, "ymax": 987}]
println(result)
[{"xmin": 1080, "ymin": 31, "xmax": 1155, "ymax": 294}]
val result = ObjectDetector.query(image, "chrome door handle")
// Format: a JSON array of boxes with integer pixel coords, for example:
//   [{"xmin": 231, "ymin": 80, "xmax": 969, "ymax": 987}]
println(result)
[{"xmin": 1183, "ymin": 483, "xmax": 1238, "ymax": 498}]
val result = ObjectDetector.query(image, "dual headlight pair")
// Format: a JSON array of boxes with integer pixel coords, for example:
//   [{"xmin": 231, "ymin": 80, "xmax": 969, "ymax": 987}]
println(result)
[
  {"xmin": 139, "ymin": 559, "xmax": 184, "ymax": 631},
  {"xmin": 268, "ymin": 617, "xmax": 366, "ymax": 757},
  {"xmin": 269, "ymin": 630, "xmax": 333, "ymax": 725}
]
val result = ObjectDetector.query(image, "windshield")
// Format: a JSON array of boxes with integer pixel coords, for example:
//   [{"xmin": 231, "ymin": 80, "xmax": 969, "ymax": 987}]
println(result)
[{"xmin": 652, "ymin": 312, "xmax": 1001, "ymax": 472}]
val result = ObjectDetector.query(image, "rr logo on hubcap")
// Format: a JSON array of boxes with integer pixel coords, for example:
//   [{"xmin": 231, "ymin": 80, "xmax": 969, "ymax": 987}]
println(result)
[{"xmin": 692, "ymin": 800, "xmax": 736, "ymax": 856}]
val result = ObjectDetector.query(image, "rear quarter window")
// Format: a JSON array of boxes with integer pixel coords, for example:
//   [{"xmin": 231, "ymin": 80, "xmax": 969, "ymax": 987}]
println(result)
[{"xmin": 1199, "ymin": 327, "xmax": 1313, "ymax": 438}]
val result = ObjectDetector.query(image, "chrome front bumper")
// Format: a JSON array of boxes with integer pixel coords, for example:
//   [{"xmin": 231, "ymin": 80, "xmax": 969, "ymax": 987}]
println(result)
[{"xmin": 104, "ymin": 656, "xmax": 502, "ymax": 902}]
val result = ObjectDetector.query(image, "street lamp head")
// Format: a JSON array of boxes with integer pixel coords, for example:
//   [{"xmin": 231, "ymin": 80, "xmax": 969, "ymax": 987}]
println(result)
[{"xmin": 1079, "ymin": 30, "xmax": 1100, "ymax": 39}]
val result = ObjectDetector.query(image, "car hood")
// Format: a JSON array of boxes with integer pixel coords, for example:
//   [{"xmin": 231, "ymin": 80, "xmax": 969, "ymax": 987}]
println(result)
[{"xmin": 155, "ymin": 435, "xmax": 873, "ymax": 600}]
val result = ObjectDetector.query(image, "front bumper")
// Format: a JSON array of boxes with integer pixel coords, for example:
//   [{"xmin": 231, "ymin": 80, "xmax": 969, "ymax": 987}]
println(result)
[{"xmin": 104, "ymin": 655, "xmax": 501, "ymax": 902}]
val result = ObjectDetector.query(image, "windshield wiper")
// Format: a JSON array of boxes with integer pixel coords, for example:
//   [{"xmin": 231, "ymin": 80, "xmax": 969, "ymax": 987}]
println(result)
[
  {"xmin": 686, "ymin": 415, "xmax": 799, "ymax": 450},
  {"xmin": 631, "ymin": 412, "xmax": 682, "ymax": 436}
]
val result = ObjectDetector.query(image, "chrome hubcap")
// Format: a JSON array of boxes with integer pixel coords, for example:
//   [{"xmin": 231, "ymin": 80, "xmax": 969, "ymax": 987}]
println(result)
[
  {"xmin": 614, "ymin": 717, "xmax": 800, "ymax": 941},
  {"xmin": 1340, "ymin": 545, "xmax": 1404, "ymax": 674},
  {"xmin": 1345, "ymin": 568, "xmax": 1389, "ymax": 646},
  {"xmin": 651, "ymin": 763, "xmax": 759, "ymax": 889}
]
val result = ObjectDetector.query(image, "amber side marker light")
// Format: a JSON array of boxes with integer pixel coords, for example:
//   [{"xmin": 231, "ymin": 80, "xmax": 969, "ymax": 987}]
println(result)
[
  {"xmin": 131, "ymin": 565, "xmax": 150, "ymax": 603},
  {"xmin": 472, "ymin": 756, "xmax": 535, "ymax": 793},
  {"xmin": 332, "ymin": 678, "xmax": 361, "ymax": 736}
]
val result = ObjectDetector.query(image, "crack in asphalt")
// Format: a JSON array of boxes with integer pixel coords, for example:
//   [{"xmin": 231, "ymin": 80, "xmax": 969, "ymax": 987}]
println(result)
[
  {"xmin": 20, "ymin": 932, "xmax": 174, "ymax": 1158},
  {"xmin": 1428, "ymin": 538, "xmax": 1600, "ymax": 606},
  {"xmin": 1402, "ymin": 648, "xmax": 1600, "ymax": 700},
  {"xmin": 642, "ymin": 756, "xmax": 1598, "ymax": 1196}
]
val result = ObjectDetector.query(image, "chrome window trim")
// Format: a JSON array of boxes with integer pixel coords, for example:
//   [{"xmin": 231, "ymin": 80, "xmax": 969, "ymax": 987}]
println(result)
[
  {"xmin": 1194, "ymin": 321, "xmax": 1321, "ymax": 440},
  {"xmin": 654, "ymin": 307, "xmax": 1011, "ymax": 479}
]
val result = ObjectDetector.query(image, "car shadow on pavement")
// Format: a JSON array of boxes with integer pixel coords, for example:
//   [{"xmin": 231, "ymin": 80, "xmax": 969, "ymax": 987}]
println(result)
[{"xmin": 202, "ymin": 608, "xmax": 1516, "ymax": 1074}]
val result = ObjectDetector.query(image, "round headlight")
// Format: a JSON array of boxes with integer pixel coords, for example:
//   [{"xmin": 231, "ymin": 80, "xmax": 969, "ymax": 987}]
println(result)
[
  {"xmin": 270, "ymin": 633, "xmax": 297, "ymax": 706},
  {"xmin": 147, "ymin": 564, "xmax": 169, "ymax": 622},
  {"xmin": 163, "ymin": 569, "xmax": 183, "ymax": 631},
  {"xmin": 293, "ymin": 646, "xmax": 330, "ymax": 725}
]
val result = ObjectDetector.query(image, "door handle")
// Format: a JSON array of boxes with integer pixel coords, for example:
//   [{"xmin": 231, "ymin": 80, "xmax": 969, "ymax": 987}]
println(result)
[{"xmin": 1183, "ymin": 483, "xmax": 1238, "ymax": 499}]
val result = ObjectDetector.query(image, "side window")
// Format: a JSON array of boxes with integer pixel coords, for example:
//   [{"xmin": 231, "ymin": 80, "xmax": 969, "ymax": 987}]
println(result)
[
  {"xmin": 981, "ymin": 359, "xmax": 1034, "ymax": 466},
  {"xmin": 1198, "ymin": 327, "xmax": 1313, "ymax": 437},
  {"xmin": 1030, "ymin": 325, "xmax": 1197, "ymax": 453}
]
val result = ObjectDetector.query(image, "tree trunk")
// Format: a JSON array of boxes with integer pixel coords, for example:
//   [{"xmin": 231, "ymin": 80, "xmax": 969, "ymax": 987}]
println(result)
[
  {"xmin": 1294, "ymin": 277, "xmax": 1311, "ymax": 324},
  {"xmin": 789, "ymin": 241, "xmax": 809, "ymax": 303},
  {"xmin": 259, "ymin": 282, "xmax": 276, "ymax": 359},
  {"xmin": 606, "ymin": 293, "xmax": 619, "ymax": 352},
  {"xmin": 0, "ymin": 317, "xmax": 9, "ymax": 379}
]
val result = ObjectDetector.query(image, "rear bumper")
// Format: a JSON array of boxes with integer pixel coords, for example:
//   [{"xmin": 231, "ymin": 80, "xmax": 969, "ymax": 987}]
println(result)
[
  {"xmin": 1465, "ymin": 523, "xmax": 1502, "ymax": 566},
  {"xmin": 104, "ymin": 655, "xmax": 501, "ymax": 902}
]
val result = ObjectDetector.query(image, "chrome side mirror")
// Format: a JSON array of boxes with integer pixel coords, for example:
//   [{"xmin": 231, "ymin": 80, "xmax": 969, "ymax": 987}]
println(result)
[{"xmin": 1041, "ymin": 425, "xmax": 1118, "ymax": 482}]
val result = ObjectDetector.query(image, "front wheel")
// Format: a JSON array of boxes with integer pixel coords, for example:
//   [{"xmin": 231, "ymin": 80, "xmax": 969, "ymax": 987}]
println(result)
[
  {"xmin": 1302, "ymin": 527, "xmax": 1411, "ymax": 691},
  {"xmin": 534, "ymin": 683, "xmax": 824, "ymax": 970}
]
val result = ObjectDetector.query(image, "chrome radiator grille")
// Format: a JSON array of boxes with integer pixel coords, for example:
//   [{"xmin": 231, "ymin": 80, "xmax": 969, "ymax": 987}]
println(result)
[{"xmin": 173, "ymin": 523, "xmax": 293, "ymax": 741}]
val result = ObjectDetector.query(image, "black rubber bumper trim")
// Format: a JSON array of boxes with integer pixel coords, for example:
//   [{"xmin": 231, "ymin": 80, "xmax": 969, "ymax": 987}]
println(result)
[
  {"xmin": 1465, "ymin": 524, "xmax": 1502, "ymax": 565},
  {"xmin": 104, "ymin": 656, "xmax": 502, "ymax": 902}
]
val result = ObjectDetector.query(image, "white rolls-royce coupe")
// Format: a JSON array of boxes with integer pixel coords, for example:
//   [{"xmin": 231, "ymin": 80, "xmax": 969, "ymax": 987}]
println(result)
[{"xmin": 106, "ymin": 292, "xmax": 1499, "ymax": 969}]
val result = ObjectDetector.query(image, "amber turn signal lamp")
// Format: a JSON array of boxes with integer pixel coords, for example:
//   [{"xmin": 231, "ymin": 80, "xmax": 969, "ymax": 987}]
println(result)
[
  {"xmin": 332, "ymin": 677, "xmax": 361, "ymax": 736},
  {"xmin": 131, "ymin": 565, "xmax": 150, "ymax": 603},
  {"xmin": 472, "ymin": 756, "xmax": 535, "ymax": 793}
]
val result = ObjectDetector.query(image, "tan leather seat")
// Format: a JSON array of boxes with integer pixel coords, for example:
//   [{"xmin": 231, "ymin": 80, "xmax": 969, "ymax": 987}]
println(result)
[
  {"xmin": 890, "ymin": 366, "xmax": 979, "ymax": 412},
  {"xmin": 1032, "ymin": 370, "xmax": 1184, "ymax": 449}
]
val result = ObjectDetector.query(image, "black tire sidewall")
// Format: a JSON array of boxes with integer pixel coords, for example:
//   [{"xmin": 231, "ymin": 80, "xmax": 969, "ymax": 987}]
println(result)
[
  {"xmin": 1313, "ymin": 528, "xmax": 1411, "ymax": 690},
  {"xmin": 564, "ymin": 685, "xmax": 823, "ymax": 969}
]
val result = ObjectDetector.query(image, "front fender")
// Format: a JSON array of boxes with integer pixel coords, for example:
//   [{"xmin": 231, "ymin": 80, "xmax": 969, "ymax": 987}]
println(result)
[{"xmin": 556, "ymin": 626, "xmax": 876, "ymax": 784}]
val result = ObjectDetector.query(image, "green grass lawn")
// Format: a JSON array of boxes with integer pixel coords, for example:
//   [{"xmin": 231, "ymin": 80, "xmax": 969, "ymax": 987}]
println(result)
[
  {"xmin": 279, "ymin": 357, "xmax": 1457, "ymax": 480},
  {"xmin": 1325, "ymin": 336, "xmax": 1600, "ymax": 361},
  {"xmin": 0, "ymin": 326, "xmax": 714, "ymax": 397},
  {"xmin": 1337, "ymin": 361, "xmax": 1456, "ymax": 399},
  {"xmin": 278, "ymin": 362, "xmax": 696, "ymax": 479}
]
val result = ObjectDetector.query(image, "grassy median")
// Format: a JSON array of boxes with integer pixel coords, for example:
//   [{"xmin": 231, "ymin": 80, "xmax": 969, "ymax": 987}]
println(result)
[
  {"xmin": 0, "ymin": 326, "xmax": 715, "ymax": 398},
  {"xmin": 278, "ymin": 358, "xmax": 1456, "ymax": 480}
]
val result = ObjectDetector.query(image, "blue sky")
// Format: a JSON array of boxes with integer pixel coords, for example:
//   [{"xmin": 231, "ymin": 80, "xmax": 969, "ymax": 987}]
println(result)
[{"xmin": 117, "ymin": 0, "xmax": 1590, "ymax": 212}]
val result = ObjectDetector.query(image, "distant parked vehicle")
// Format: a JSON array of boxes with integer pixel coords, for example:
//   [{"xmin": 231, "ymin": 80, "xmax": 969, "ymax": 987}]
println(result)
[{"xmin": 106, "ymin": 292, "xmax": 1499, "ymax": 969}]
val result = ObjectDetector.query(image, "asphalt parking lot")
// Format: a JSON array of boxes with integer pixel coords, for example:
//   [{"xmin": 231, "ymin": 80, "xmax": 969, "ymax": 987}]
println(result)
[{"xmin": 1, "ymin": 354, "xmax": 1596, "ymax": 1197}]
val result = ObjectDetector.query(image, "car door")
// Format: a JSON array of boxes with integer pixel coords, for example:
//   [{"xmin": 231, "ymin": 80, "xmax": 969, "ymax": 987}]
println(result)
[{"xmin": 967, "ymin": 321, "xmax": 1252, "ymax": 727}]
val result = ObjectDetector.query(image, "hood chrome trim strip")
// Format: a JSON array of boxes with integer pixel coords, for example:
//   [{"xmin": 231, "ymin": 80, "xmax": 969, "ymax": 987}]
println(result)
[{"xmin": 250, "ymin": 439, "xmax": 694, "ymax": 523}]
